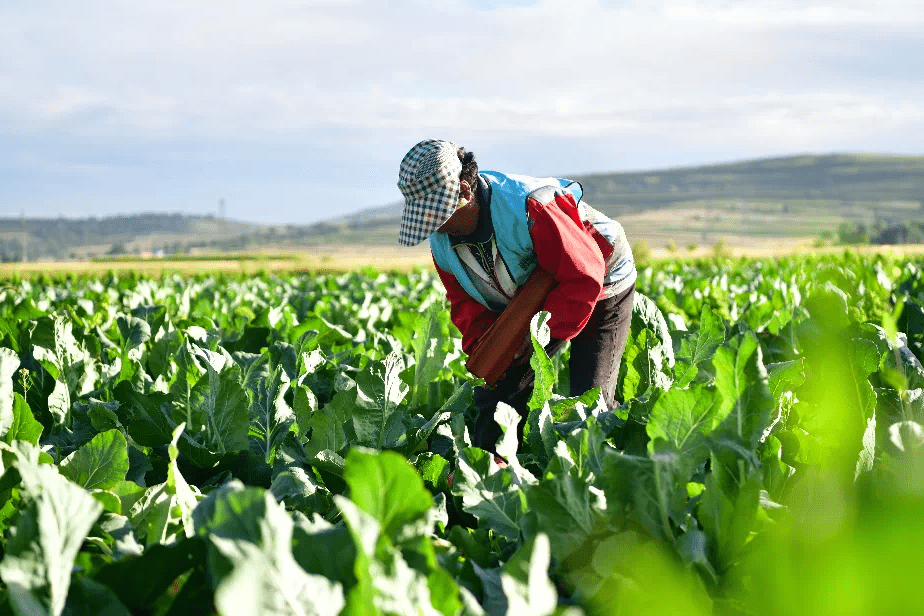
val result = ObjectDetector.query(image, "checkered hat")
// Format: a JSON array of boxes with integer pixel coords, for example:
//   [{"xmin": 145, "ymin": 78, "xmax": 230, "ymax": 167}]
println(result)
[{"xmin": 397, "ymin": 139, "xmax": 462, "ymax": 246}]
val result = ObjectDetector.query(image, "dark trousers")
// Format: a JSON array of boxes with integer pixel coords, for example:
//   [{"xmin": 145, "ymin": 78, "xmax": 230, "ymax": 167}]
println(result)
[{"xmin": 471, "ymin": 283, "xmax": 636, "ymax": 453}]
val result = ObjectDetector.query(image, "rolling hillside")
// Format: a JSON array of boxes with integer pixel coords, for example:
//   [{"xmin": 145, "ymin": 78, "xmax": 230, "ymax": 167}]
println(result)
[
  {"xmin": 574, "ymin": 154, "xmax": 924, "ymax": 249},
  {"xmin": 328, "ymin": 153, "xmax": 924, "ymax": 250}
]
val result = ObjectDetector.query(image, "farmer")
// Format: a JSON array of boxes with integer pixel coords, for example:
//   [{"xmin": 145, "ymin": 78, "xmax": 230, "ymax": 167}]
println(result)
[{"xmin": 397, "ymin": 139, "xmax": 636, "ymax": 454}]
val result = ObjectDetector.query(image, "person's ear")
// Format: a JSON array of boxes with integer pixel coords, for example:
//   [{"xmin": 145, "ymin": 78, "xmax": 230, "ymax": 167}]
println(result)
[{"xmin": 459, "ymin": 180, "xmax": 473, "ymax": 205}]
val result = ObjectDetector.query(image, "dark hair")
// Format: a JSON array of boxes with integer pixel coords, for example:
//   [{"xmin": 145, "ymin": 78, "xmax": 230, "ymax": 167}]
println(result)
[{"xmin": 457, "ymin": 147, "xmax": 479, "ymax": 188}]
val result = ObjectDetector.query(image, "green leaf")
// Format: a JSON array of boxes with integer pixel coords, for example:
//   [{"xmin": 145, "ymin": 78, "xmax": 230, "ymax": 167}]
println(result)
[
  {"xmin": 343, "ymin": 449, "xmax": 433, "ymax": 542},
  {"xmin": 213, "ymin": 537, "xmax": 345, "ymax": 616},
  {"xmin": 767, "ymin": 359, "xmax": 805, "ymax": 399},
  {"xmin": 675, "ymin": 530, "xmax": 718, "ymax": 584},
  {"xmin": 351, "ymin": 354, "xmax": 409, "ymax": 450},
  {"xmin": 116, "ymin": 315, "xmax": 151, "ymax": 352},
  {"xmin": 634, "ymin": 292, "xmax": 675, "ymax": 364},
  {"xmin": 494, "ymin": 403, "xmax": 536, "ymax": 484},
  {"xmin": 191, "ymin": 352, "xmax": 250, "ymax": 455},
  {"xmin": 291, "ymin": 516, "xmax": 357, "ymax": 591},
  {"xmin": 804, "ymin": 282, "xmax": 851, "ymax": 329},
  {"xmin": 167, "ymin": 423, "xmax": 200, "ymax": 539},
  {"xmin": 194, "ymin": 481, "xmax": 267, "ymax": 545},
  {"xmin": 672, "ymin": 360, "xmax": 699, "ymax": 389},
  {"xmin": 855, "ymin": 414, "xmax": 877, "ymax": 479},
  {"xmin": 272, "ymin": 438, "xmax": 333, "ymax": 518},
  {"xmin": 564, "ymin": 415, "xmax": 610, "ymax": 482},
  {"xmin": 2, "ymin": 393, "xmax": 43, "ymax": 446},
  {"xmin": 0, "ymin": 347, "xmax": 21, "ymax": 438},
  {"xmin": 115, "ymin": 381, "xmax": 220, "ymax": 468},
  {"xmin": 337, "ymin": 496, "xmax": 448, "ymax": 616},
  {"xmin": 406, "ymin": 381, "xmax": 473, "ymax": 456},
  {"xmin": 31, "ymin": 316, "xmax": 99, "ymax": 427},
  {"xmin": 677, "ymin": 306, "xmax": 725, "ymax": 366},
  {"xmin": 618, "ymin": 291, "xmax": 674, "ymax": 401},
  {"xmin": 110, "ymin": 481, "xmax": 146, "ymax": 519},
  {"xmin": 500, "ymin": 534, "xmax": 557, "ymax": 616},
  {"xmin": 528, "ymin": 311, "xmax": 556, "ymax": 412},
  {"xmin": 13, "ymin": 298, "xmax": 47, "ymax": 321},
  {"xmin": 302, "ymin": 399, "xmax": 350, "ymax": 459},
  {"xmin": 452, "ymin": 447, "xmax": 526, "ymax": 541},
  {"xmin": 646, "ymin": 384, "xmax": 726, "ymax": 465},
  {"xmin": 86, "ymin": 399, "xmax": 123, "ymax": 432},
  {"xmin": 619, "ymin": 328, "xmax": 674, "ymax": 402},
  {"xmin": 583, "ymin": 530, "xmax": 713, "ymax": 615},
  {"xmin": 209, "ymin": 490, "xmax": 345, "ymax": 616},
  {"xmin": 62, "ymin": 577, "xmax": 132, "ymax": 616},
  {"xmin": 525, "ymin": 403, "xmax": 556, "ymax": 463},
  {"xmin": 59, "ymin": 429, "xmax": 130, "ymax": 491},
  {"xmin": 125, "ymin": 424, "xmax": 201, "ymax": 546},
  {"xmin": 248, "ymin": 365, "xmax": 295, "ymax": 466},
  {"xmin": 130, "ymin": 304, "xmax": 167, "ymax": 339},
  {"xmin": 796, "ymin": 327, "xmax": 881, "ymax": 470},
  {"xmin": 93, "ymin": 539, "xmax": 207, "ymax": 613},
  {"xmin": 698, "ymin": 470, "xmax": 760, "ymax": 573},
  {"xmin": 0, "ymin": 452, "xmax": 103, "ymax": 616},
  {"xmin": 409, "ymin": 305, "xmax": 450, "ymax": 407},
  {"xmin": 600, "ymin": 441, "xmax": 689, "ymax": 542},
  {"xmin": 413, "ymin": 453, "xmax": 451, "ymax": 491},
  {"xmin": 524, "ymin": 463, "xmax": 600, "ymax": 564},
  {"xmin": 713, "ymin": 332, "xmax": 775, "ymax": 447}
]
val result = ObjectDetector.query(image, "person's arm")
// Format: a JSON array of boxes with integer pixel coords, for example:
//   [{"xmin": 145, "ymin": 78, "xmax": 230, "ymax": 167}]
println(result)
[
  {"xmin": 434, "ymin": 260, "xmax": 499, "ymax": 354},
  {"xmin": 527, "ymin": 190, "xmax": 605, "ymax": 340}
]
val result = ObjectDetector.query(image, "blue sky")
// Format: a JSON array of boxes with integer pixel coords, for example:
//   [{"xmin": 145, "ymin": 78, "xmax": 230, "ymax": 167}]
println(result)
[{"xmin": 2, "ymin": 0, "xmax": 923, "ymax": 224}]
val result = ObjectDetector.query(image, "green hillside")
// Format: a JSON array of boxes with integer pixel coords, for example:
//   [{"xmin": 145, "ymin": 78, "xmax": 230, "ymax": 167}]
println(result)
[
  {"xmin": 0, "ymin": 214, "xmax": 261, "ymax": 262},
  {"xmin": 318, "ymin": 153, "xmax": 924, "ymax": 250},
  {"xmin": 575, "ymin": 154, "xmax": 924, "ymax": 212},
  {"xmin": 573, "ymin": 154, "xmax": 924, "ymax": 249}
]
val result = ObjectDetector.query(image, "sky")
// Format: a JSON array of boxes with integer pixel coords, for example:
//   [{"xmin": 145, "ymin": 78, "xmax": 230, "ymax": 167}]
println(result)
[{"xmin": 2, "ymin": 0, "xmax": 923, "ymax": 224}]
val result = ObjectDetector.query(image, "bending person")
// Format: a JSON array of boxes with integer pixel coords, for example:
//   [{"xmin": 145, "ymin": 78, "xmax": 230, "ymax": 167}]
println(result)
[{"xmin": 397, "ymin": 139, "xmax": 637, "ymax": 453}]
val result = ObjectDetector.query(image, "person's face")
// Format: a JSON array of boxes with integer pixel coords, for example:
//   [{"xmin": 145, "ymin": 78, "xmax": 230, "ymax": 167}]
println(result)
[{"xmin": 437, "ymin": 180, "xmax": 479, "ymax": 236}]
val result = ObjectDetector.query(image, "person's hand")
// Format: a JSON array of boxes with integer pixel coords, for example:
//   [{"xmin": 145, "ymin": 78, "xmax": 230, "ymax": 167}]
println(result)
[
  {"xmin": 511, "ymin": 334, "xmax": 534, "ymax": 366},
  {"xmin": 481, "ymin": 334, "xmax": 533, "ymax": 387}
]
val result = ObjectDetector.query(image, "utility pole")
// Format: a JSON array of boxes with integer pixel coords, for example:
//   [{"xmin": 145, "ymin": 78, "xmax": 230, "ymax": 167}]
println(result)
[{"xmin": 20, "ymin": 210, "xmax": 27, "ymax": 263}]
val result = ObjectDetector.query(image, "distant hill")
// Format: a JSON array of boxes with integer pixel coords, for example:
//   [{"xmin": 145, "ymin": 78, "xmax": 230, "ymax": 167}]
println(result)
[
  {"xmin": 574, "ymin": 153, "xmax": 924, "ymax": 249},
  {"xmin": 574, "ymin": 153, "xmax": 924, "ymax": 213},
  {"xmin": 4, "ymin": 153, "xmax": 923, "ymax": 261},
  {"xmin": 326, "ymin": 153, "xmax": 924, "ymax": 249},
  {"xmin": 0, "ymin": 213, "xmax": 261, "ymax": 262}
]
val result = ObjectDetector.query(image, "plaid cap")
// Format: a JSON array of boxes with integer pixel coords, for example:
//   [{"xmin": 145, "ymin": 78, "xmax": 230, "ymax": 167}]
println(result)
[{"xmin": 397, "ymin": 139, "xmax": 462, "ymax": 246}]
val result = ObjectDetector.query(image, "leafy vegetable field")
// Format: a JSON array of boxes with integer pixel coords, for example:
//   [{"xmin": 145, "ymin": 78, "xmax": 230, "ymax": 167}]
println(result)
[{"xmin": 1, "ymin": 253, "xmax": 923, "ymax": 616}]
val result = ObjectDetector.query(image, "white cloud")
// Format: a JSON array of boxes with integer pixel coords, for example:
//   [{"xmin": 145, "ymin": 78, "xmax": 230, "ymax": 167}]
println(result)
[
  {"xmin": 5, "ymin": 0, "xmax": 921, "ymax": 138},
  {"xmin": 1, "ymin": 0, "xmax": 922, "ymax": 219}
]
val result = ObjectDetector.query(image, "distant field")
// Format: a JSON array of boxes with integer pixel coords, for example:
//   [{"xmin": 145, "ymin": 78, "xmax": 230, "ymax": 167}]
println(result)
[
  {"xmin": 0, "ymin": 244, "xmax": 434, "ymax": 278},
  {"xmin": 4, "ymin": 242, "xmax": 924, "ymax": 279}
]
